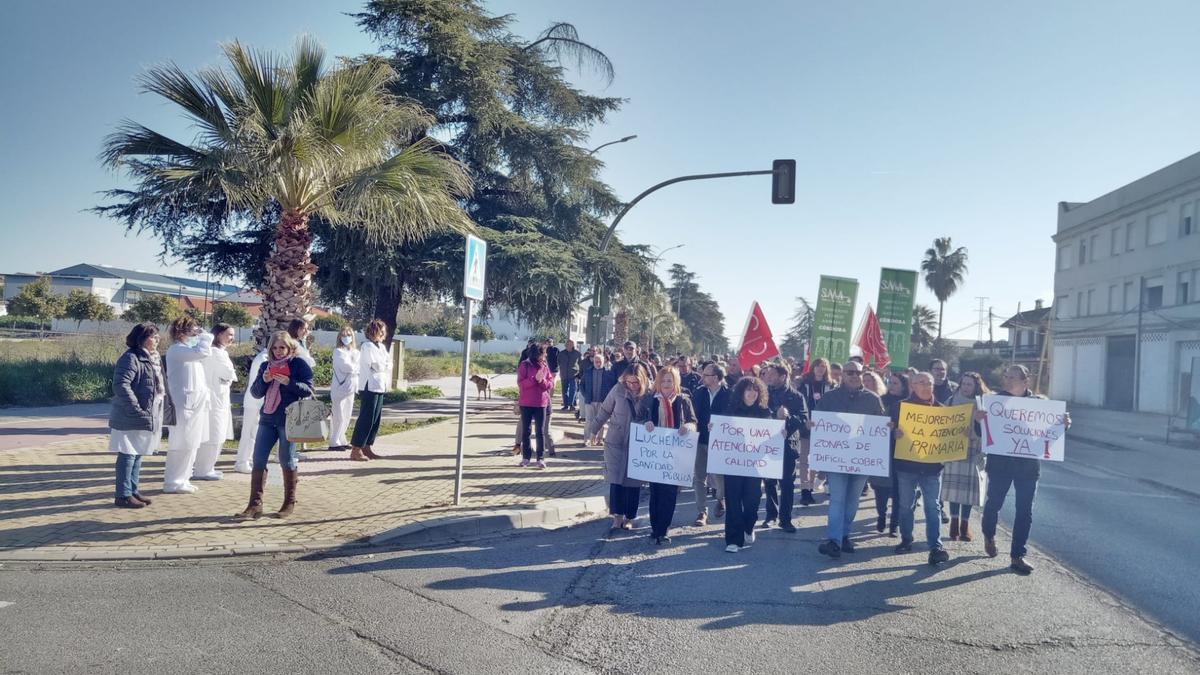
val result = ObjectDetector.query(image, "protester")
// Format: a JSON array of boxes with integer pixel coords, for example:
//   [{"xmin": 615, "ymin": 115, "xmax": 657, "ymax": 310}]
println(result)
[
  {"xmin": 942, "ymin": 372, "xmax": 988, "ymax": 542},
  {"xmin": 580, "ymin": 353, "xmax": 616, "ymax": 446},
  {"xmin": 693, "ymin": 362, "xmax": 731, "ymax": 525},
  {"xmin": 875, "ymin": 372, "xmax": 910, "ymax": 536},
  {"xmin": 192, "ymin": 322, "xmax": 237, "ymax": 482},
  {"xmin": 107, "ymin": 323, "xmax": 164, "ymax": 508},
  {"xmin": 724, "ymin": 359, "xmax": 744, "ymax": 389},
  {"xmin": 233, "ymin": 346, "xmax": 269, "ymax": 474},
  {"xmin": 862, "ymin": 370, "xmax": 887, "ymax": 397},
  {"xmin": 891, "ymin": 372, "xmax": 955, "ymax": 565},
  {"xmin": 350, "ymin": 319, "xmax": 392, "ymax": 461},
  {"xmin": 829, "ymin": 362, "xmax": 843, "ymax": 386},
  {"xmin": 762, "ymin": 363, "xmax": 811, "ymax": 532},
  {"xmin": 516, "ymin": 344, "xmax": 554, "ymax": 468},
  {"xmin": 558, "ymin": 339, "xmax": 582, "ymax": 412},
  {"xmin": 796, "ymin": 358, "xmax": 834, "ymax": 505},
  {"xmin": 678, "ymin": 357, "xmax": 702, "ymax": 394},
  {"xmin": 588, "ymin": 365, "xmax": 649, "ymax": 530},
  {"xmin": 235, "ymin": 330, "xmax": 314, "ymax": 520},
  {"xmin": 980, "ymin": 365, "xmax": 1071, "ymax": 575},
  {"xmin": 930, "ymin": 359, "xmax": 957, "ymax": 404},
  {"xmin": 162, "ymin": 316, "xmax": 214, "ymax": 494},
  {"xmin": 577, "ymin": 346, "xmax": 596, "ymax": 422},
  {"xmin": 285, "ymin": 318, "xmax": 315, "ymax": 368},
  {"xmin": 541, "ymin": 337, "xmax": 559, "ymax": 457},
  {"xmin": 722, "ymin": 377, "xmax": 773, "ymax": 552},
  {"xmin": 638, "ymin": 366, "xmax": 697, "ymax": 545},
  {"xmin": 812, "ymin": 361, "xmax": 887, "ymax": 558},
  {"xmin": 329, "ymin": 325, "xmax": 360, "ymax": 451}
]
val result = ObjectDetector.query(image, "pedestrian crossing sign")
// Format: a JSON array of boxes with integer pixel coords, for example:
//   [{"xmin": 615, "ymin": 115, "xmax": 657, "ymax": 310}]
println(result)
[{"xmin": 463, "ymin": 234, "xmax": 487, "ymax": 300}]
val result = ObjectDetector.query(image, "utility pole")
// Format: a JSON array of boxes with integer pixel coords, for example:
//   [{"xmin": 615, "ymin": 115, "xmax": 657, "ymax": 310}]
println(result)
[
  {"xmin": 975, "ymin": 297, "xmax": 989, "ymax": 343},
  {"xmin": 1012, "ymin": 302, "xmax": 1020, "ymax": 364},
  {"xmin": 988, "ymin": 307, "xmax": 995, "ymax": 355}
]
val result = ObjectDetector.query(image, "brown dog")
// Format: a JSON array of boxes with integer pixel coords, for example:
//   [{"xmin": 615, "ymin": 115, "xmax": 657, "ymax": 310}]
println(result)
[{"xmin": 469, "ymin": 374, "xmax": 491, "ymax": 400}]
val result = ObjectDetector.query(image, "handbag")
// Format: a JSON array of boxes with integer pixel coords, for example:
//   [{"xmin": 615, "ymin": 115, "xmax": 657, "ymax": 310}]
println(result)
[{"xmin": 285, "ymin": 397, "xmax": 330, "ymax": 443}]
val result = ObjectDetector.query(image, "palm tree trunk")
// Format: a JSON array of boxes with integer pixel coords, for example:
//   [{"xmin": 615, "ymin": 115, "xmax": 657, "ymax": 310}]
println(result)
[
  {"xmin": 613, "ymin": 309, "xmax": 628, "ymax": 344},
  {"xmin": 937, "ymin": 300, "xmax": 945, "ymax": 340},
  {"xmin": 257, "ymin": 208, "xmax": 316, "ymax": 347}
]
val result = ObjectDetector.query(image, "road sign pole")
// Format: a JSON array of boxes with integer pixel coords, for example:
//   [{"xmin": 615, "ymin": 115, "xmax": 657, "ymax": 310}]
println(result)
[{"xmin": 453, "ymin": 298, "xmax": 473, "ymax": 505}]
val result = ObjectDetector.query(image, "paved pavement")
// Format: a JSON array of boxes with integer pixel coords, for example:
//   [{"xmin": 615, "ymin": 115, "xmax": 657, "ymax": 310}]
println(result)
[
  {"xmin": 0, "ymin": 392, "xmax": 601, "ymax": 560},
  {"xmin": 2, "ymin": 498, "xmax": 1196, "ymax": 673}
]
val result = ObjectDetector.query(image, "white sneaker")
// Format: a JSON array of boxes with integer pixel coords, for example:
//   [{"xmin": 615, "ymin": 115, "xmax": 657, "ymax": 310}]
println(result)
[
  {"xmin": 163, "ymin": 484, "xmax": 198, "ymax": 494},
  {"xmin": 746, "ymin": 531, "xmax": 756, "ymax": 545},
  {"xmin": 191, "ymin": 471, "xmax": 223, "ymax": 481},
  {"xmin": 233, "ymin": 464, "xmax": 252, "ymax": 474},
  {"xmin": 725, "ymin": 544, "xmax": 739, "ymax": 553}
]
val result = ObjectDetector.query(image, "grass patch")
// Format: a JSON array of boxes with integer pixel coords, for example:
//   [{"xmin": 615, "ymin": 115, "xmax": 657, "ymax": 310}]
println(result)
[
  {"xmin": 496, "ymin": 386, "xmax": 519, "ymax": 400},
  {"xmin": 316, "ymin": 384, "xmax": 443, "ymax": 407},
  {"xmin": 404, "ymin": 350, "xmax": 519, "ymax": 380}
]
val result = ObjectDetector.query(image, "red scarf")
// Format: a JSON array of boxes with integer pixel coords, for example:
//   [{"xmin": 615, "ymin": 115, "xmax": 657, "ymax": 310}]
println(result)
[{"xmin": 659, "ymin": 393, "xmax": 676, "ymax": 428}]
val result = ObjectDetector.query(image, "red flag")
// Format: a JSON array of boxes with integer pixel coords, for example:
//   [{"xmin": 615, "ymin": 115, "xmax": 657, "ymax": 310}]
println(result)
[
  {"xmin": 737, "ymin": 302, "xmax": 780, "ymax": 371},
  {"xmin": 855, "ymin": 304, "xmax": 891, "ymax": 369},
  {"xmin": 801, "ymin": 340, "xmax": 811, "ymax": 375}
]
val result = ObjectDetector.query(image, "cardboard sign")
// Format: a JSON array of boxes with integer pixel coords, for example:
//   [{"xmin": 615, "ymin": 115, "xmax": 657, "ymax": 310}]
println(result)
[
  {"xmin": 626, "ymin": 423, "xmax": 698, "ymax": 487},
  {"xmin": 808, "ymin": 411, "xmax": 892, "ymax": 477},
  {"xmin": 705, "ymin": 415, "xmax": 786, "ymax": 479},
  {"xmin": 981, "ymin": 394, "xmax": 1067, "ymax": 461},
  {"xmin": 894, "ymin": 402, "xmax": 973, "ymax": 463}
]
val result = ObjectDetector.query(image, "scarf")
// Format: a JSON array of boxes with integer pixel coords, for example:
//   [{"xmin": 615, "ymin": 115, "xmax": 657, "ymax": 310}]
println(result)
[
  {"xmin": 262, "ymin": 358, "xmax": 289, "ymax": 414},
  {"xmin": 658, "ymin": 393, "xmax": 676, "ymax": 429}
]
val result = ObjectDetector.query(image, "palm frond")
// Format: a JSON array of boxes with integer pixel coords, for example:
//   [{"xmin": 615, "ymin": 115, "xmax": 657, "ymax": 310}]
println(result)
[
  {"xmin": 524, "ymin": 22, "xmax": 614, "ymax": 85},
  {"xmin": 138, "ymin": 63, "xmax": 233, "ymax": 144},
  {"xmin": 100, "ymin": 121, "xmax": 204, "ymax": 167},
  {"xmin": 222, "ymin": 40, "xmax": 288, "ymax": 137}
]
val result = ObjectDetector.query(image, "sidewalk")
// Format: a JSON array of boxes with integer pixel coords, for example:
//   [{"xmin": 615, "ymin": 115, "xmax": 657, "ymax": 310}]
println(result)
[
  {"xmin": 1064, "ymin": 406, "xmax": 1200, "ymax": 498},
  {"xmin": 0, "ymin": 395, "xmax": 604, "ymax": 561}
]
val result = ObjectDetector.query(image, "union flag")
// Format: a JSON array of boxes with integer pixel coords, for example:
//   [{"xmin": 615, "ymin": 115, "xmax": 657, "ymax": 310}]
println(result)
[
  {"xmin": 737, "ymin": 301, "xmax": 780, "ymax": 371},
  {"xmin": 854, "ymin": 304, "xmax": 891, "ymax": 369}
]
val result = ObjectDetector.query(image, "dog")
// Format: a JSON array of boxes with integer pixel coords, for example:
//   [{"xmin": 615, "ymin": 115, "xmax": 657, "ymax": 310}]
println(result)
[{"xmin": 469, "ymin": 374, "xmax": 492, "ymax": 400}]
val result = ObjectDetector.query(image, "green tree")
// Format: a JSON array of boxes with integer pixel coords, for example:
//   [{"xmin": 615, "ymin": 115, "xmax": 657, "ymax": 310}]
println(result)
[
  {"xmin": 64, "ymin": 289, "xmax": 115, "ymax": 329},
  {"xmin": 8, "ymin": 277, "xmax": 66, "ymax": 324},
  {"xmin": 666, "ymin": 263, "xmax": 728, "ymax": 353},
  {"xmin": 920, "ymin": 237, "xmax": 969, "ymax": 339},
  {"xmin": 471, "ymin": 323, "xmax": 495, "ymax": 346},
  {"xmin": 212, "ymin": 301, "xmax": 254, "ymax": 328},
  {"xmin": 911, "ymin": 303, "xmax": 938, "ymax": 351},
  {"xmin": 97, "ymin": 38, "xmax": 474, "ymax": 344},
  {"xmin": 122, "ymin": 295, "xmax": 181, "ymax": 324},
  {"xmin": 779, "ymin": 296, "xmax": 814, "ymax": 360}
]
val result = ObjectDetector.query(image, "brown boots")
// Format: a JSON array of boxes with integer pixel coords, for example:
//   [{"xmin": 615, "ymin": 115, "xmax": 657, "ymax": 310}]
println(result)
[
  {"xmin": 276, "ymin": 469, "xmax": 298, "ymax": 518},
  {"xmin": 349, "ymin": 446, "xmax": 368, "ymax": 461},
  {"xmin": 362, "ymin": 444, "xmax": 382, "ymax": 459},
  {"xmin": 949, "ymin": 517, "xmax": 960, "ymax": 540},
  {"xmin": 959, "ymin": 520, "xmax": 973, "ymax": 542},
  {"xmin": 234, "ymin": 468, "xmax": 266, "ymax": 521}
]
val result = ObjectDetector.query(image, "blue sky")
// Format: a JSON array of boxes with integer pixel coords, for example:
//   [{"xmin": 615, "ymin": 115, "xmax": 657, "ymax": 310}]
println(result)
[{"xmin": 4, "ymin": 0, "xmax": 1200, "ymax": 345}]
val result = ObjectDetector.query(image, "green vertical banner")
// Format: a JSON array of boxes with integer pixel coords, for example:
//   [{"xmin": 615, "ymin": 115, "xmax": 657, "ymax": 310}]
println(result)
[
  {"xmin": 876, "ymin": 268, "xmax": 918, "ymax": 369},
  {"xmin": 812, "ymin": 275, "xmax": 859, "ymax": 365}
]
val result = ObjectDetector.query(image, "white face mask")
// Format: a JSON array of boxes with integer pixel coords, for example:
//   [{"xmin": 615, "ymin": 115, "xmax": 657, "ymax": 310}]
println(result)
[
  {"xmin": 186, "ymin": 336, "xmax": 199, "ymax": 348},
  {"xmin": 340, "ymin": 335, "xmax": 353, "ymax": 346}
]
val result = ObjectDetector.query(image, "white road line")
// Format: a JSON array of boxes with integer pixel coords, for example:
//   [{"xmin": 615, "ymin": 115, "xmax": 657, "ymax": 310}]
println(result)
[{"xmin": 0, "ymin": 601, "xmax": 13, "ymax": 609}]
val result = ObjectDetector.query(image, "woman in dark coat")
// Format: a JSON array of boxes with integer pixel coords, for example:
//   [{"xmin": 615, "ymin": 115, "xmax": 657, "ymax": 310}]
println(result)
[
  {"xmin": 107, "ymin": 323, "xmax": 165, "ymax": 508},
  {"xmin": 875, "ymin": 372, "xmax": 910, "ymax": 536},
  {"xmin": 719, "ymin": 377, "xmax": 773, "ymax": 552},
  {"xmin": 637, "ymin": 366, "xmax": 698, "ymax": 545}
]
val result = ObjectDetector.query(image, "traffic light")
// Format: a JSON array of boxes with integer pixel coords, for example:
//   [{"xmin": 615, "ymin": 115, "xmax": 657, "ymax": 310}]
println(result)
[{"xmin": 772, "ymin": 159, "xmax": 796, "ymax": 204}]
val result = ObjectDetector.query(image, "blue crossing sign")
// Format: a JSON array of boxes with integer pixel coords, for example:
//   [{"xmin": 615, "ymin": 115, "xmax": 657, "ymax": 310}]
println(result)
[{"xmin": 463, "ymin": 234, "xmax": 487, "ymax": 301}]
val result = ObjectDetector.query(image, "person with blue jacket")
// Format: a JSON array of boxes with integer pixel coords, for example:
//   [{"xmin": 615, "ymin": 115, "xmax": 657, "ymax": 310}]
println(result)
[
  {"xmin": 580, "ymin": 353, "xmax": 616, "ymax": 446},
  {"xmin": 234, "ymin": 330, "xmax": 314, "ymax": 521},
  {"xmin": 107, "ymin": 323, "xmax": 165, "ymax": 509}
]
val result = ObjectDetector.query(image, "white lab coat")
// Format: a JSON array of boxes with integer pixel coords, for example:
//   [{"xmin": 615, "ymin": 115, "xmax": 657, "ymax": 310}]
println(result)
[
  {"xmin": 192, "ymin": 347, "xmax": 238, "ymax": 478},
  {"xmin": 295, "ymin": 342, "xmax": 316, "ymax": 368},
  {"xmin": 233, "ymin": 349, "xmax": 269, "ymax": 473},
  {"xmin": 360, "ymin": 341, "xmax": 392, "ymax": 393},
  {"xmin": 162, "ymin": 333, "xmax": 214, "ymax": 491},
  {"xmin": 329, "ymin": 346, "xmax": 361, "ymax": 446}
]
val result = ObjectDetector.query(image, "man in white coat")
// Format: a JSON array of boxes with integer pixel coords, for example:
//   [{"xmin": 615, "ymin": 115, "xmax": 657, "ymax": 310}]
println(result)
[
  {"xmin": 233, "ymin": 346, "xmax": 270, "ymax": 474},
  {"xmin": 192, "ymin": 323, "xmax": 238, "ymax": 481},
  {"xmin": 162, "ymin": 317, "xmax": 214, "ymax": 494}
]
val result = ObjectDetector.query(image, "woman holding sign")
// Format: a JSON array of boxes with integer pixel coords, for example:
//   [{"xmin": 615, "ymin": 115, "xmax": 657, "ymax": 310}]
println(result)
[
  {"xmin": 638, "ymin": 366, "xmax": 698, "ymax": 545},
  {"xmin": 588, "ymin": 365, "xmax": 649, "ymax": 531},
  {"xmin": 942, "ymin": 372, "xmax": 989, "ymax": 542},
  {"xmin": 721, "ymin": 377, "xmax": 774, "ymax": 552}
]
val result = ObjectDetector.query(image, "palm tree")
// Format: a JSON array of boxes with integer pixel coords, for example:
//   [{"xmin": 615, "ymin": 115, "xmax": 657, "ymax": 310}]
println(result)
[
  {"xmin": 911, "ymin": 304, "xmax": 938, "ymax": 351},
  {"xmin": 100, "ymin": 38, "xmax": 474, "ymax": 340},
  {"xmin": 920, "ymin": 237, "xmax": 969, "ymax": 338}
]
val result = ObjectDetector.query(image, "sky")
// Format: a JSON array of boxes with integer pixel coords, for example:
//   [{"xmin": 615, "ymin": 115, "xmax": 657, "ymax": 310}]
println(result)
[{"xmin": 4, "ymin": 0, "xmax": 1200, "ymax": 346}]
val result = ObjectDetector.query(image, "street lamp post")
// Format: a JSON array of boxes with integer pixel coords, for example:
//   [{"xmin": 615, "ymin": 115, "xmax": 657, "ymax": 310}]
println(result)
[{"xmin": 587, "ymin": 135, "xmax": 637, "ymax": 156}]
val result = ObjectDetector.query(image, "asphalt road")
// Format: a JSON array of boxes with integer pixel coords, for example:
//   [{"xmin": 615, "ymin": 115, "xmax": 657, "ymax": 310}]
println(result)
[
  {"xmin": 3, "ymin": 490, "xmax": 1197, "ymax": 673},
  {"xmin": 1002, "ymin": 436, "xmax": 1200, "ymax": 645}
]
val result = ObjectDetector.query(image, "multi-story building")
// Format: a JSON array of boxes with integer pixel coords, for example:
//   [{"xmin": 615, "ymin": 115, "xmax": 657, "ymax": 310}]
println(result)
[{"xmin": 1051, "ymin": 151, "xmax": 1200, "ymax": 413}]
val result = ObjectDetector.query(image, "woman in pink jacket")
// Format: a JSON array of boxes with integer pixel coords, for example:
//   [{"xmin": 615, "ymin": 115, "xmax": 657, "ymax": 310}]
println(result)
[{"xmin": 517, "ymin": 345, "xmax": 555, "ymax": 469}]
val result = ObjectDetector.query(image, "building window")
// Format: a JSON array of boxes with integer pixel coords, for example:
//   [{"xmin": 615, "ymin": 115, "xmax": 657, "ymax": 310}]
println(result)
[
  {"xmin": 1147, "ymin": 212, "xmax": 1168, "ymax": 246},
  {"xmin": 1182, "ymin": 202, "xmax": 1194, "ymax": 237},
  {"xmin": 1057, "ymin": 245, "xmax": 1072, "ymax": 270},
  {"xmin": 1087, "ymin": 289, "xmax": 1095, "ymax": 316},
  {"xmin": 1090, "ymin": 234, "xmax": 1098, "ymax": 262},
  {"xmin": 1108, "ymin": 285, "xmax": 1118, "ymax": 313},
  {"xmin": 1111, "ymin": 228, "xmax": 1120, "ymax": 256},
  {"xmin": 1124, "ymin": 281, "xmax": 1135, "ymax": 311},
  {"xmin": 1055, "ymin": 295, "xmax": 1069, "ymax": 319},
  {"xmin": 1077, "ymin": 291, "xmax": 1085, "ymax": 316},
  {"xmin": 1180, "ymin": 271, "xmax": 1192, "ymax": 305},
  {"xmin": 1126, "ymin": 222, "xmax": 1136, "ymax": 251},
  {"xmin": 1078, "ymin": 239, "xmax": 1088, "ymax": 265},
  {"xmin": 1145, "ymin": 278, "xmax": 1164, "ymax": 309}
]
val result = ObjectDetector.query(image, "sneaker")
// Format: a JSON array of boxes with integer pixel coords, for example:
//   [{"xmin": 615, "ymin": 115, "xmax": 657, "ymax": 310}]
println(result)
[
  {"xmin": 840, "ymin": 537, "xmax": 856, "ymax": 553},
  {"xmin": 761, "ymin": 518, "xmax": 777, "ymax": 529},
  {"xmin": 233, "ymin": 463, "xmax": 253, "ymax": 474},
  {"xmin": 894, "ymin": 540, "xmax": 914, "ymax": 553},
  {"xmin": 621, "ymin": 519, "xmax": 634, "ymax": 530},
  {"xmin": 547, "ymin": 449, "xmax": 556, "ymax": 457},
  {"xmin": 929, "ymin": 547, "xmax": 950, "ymax": 565},
  {"xmin": 725, "ymin": 544, "xmax": 740, "ymax": 553},
  {"xmin": 779, "ymin": 521, "xmax": 797, "ymax": 533},
  {"xmin": 518, "ymin": 459, "xmax": 530, "ymax": 467},
  {"xmin": 657, "ymin": 536, "xmax": 672, "ymax": 545},
  {"xmin": 535, "ymin": 460, "xmax": 546, "ymax": 469},
  {"xmin": 745, "ymin": 531, "xmax": 756, "ymax": 546},
  {"xmin": 163, "ymin": 484, "xmax": 198, "ymax": 494},
  {"xmin": 984, "ymin": 537, "xmax": 998, "ymax": 558},
  {"xmin": 191, "ymin": 471, "xmax": 223, "ymax": 481},
  {"xmin": 694, "ymin": 512, "xmax": 708, "ymax": 527},
  {"xmin": 114, "ymin": 497, "xmax": 145, "ymax": 509},
  {"xmin": 1010, "ymin": 556, "xmax": 1034, "ymax": 575},
  {"xmin": 817, "ymin": 539, "xmax": 842, "ymax": 558}
]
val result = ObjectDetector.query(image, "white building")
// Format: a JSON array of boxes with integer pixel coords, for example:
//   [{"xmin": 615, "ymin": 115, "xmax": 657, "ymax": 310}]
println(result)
[{"xmin": 1051, "ymin": 151, "xmax": 1200, "ymax": 413}]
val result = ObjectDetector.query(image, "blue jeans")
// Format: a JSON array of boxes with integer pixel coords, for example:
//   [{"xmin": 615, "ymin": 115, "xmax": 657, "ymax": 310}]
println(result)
[
  {"xmin": 825, "ymin": 472, "xmax": 869, "ymax": 542},
  {"xmin": 253, "ymin": 419, "xmax": 298, "ymax": 470},
  {"xmin": 562, "ymin": 378, "xmax": 578, "ymax": 408},
  {"xmin": 981, "ymin": 471, "xmax": 1039, "ymax": 557},
  {"xmin": 114, "ymin": 454, "xmax": 143, "ymax": 499},
  {"xmin": 898, "ymin": 471, "xmax": 944, "ymax": 549}
]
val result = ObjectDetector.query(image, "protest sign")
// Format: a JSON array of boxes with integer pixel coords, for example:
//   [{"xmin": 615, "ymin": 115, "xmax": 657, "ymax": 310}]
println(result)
[
  {"xmin": 876, "ymin": 268, "xmax": 917, "ymax": 369},
  {"xmin": 811, "ymin": 276, "xmax": 858, "ymax": 365},
  {"xmin": 626, "ymin": 423, "xmax": 698, "ymax": 487},
  {"xmin": 808, "ymin": 411, "xmax": 892, "ymax": 477},
  {"xmin": 894, "ymin": 402, "xmax": 973, "ymax": 463},
  {"xmin": 980, "ymin": 394, "xmax": 1067, "ymax": 461},
  {"xmin": 706, "ymin": 415, "xmax": 786, "ymax": 479}
]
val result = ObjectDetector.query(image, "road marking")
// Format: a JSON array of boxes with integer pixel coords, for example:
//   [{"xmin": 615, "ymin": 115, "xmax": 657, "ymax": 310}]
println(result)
[{"xmin": 0, "ymin": 601, "xmax": 13, "ymax": 609}]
